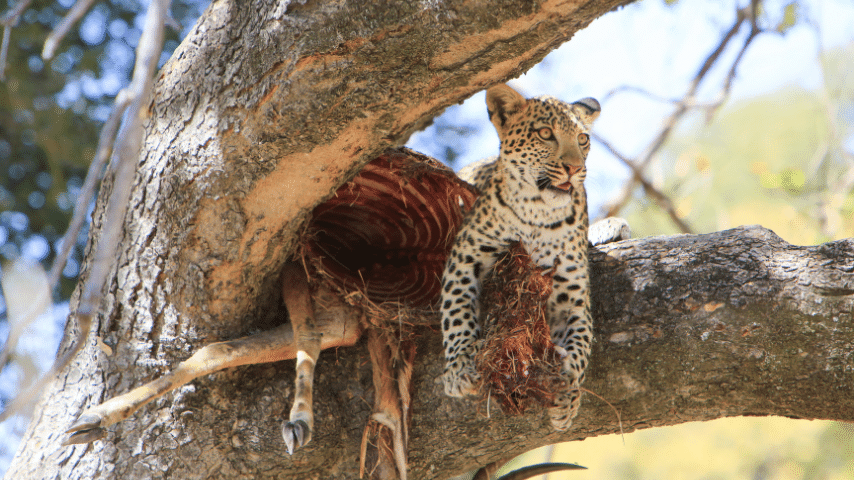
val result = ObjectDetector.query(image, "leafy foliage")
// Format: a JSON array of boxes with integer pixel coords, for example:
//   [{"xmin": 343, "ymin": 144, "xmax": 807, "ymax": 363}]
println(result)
[
  {"xmin": 0, "ymin": 0, "xmax": 203, "ymax": 299},
  {"xmin": 624, "ymin": 42, "xmax": 854, "ymax": 245}
]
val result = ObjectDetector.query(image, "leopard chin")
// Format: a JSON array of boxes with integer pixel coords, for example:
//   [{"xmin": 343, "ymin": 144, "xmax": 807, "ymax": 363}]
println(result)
[{"xmin": 541, "ymin": 186, "xmax": 574, "ymax": 207}]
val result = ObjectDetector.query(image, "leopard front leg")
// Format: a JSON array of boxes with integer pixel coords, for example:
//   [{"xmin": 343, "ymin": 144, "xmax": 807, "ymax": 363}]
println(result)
[
  {"xmin": 545, "ymin": 254, "xmax": 593, "ymax": 431},
  {"xmin": 440, "ymin": 226, "xmax": 505, "ymax": 398}
]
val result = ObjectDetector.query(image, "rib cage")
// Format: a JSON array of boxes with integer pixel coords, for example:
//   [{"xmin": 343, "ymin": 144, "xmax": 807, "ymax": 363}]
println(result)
[{"xmin": 305, "ymin": 147, "xmax": 478, "ymax": 307}]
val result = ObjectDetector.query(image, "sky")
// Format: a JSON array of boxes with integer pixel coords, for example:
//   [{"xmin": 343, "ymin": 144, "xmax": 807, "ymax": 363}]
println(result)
[
  {"xmin": 407, "ymin": 0, "xmax": 854, "ymax": 216},
  {"xmin": 2, "ymin": 0, "xmax": 854, "ymax": 473}
]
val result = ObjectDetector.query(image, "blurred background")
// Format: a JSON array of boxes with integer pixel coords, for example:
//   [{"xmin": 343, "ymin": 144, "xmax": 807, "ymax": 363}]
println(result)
[{"xmin": 1, "ymin": 0, "xmax": 852, "ymax": 477}]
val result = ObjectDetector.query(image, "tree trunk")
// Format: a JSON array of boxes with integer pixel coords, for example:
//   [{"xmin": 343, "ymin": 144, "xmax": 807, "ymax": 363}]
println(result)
[
  {"xmin": 7, "ymin": 0, "xmax": 854, "ymax": 479},
  {"xmin": 6, "ymin": 0, "xmax": 634, "ymax": 479}
]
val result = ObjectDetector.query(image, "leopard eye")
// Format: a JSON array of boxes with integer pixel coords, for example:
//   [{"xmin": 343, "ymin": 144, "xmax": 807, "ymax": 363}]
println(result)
[
  {"xmin": 537, "ymin": 127, "xmax": 554, "ymax": 141},
  {"xmin": 577, "ymin": 133, "xmax": 590, "ymax": 146}
]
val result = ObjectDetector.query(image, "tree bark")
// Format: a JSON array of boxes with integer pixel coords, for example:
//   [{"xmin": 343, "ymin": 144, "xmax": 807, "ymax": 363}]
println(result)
[{"xmin": 7, "ymin": 0, "xmax": 854, "ymax": 479}]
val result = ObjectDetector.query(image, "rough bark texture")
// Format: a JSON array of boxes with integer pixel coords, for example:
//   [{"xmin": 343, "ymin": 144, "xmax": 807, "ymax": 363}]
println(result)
[
  {"xmin": 7, "ymin": 0, "xmax": 854, "ymax": 479},
  {"xmin": 6, "ymin": 1, "xmax": 636, "ymax": 479}
]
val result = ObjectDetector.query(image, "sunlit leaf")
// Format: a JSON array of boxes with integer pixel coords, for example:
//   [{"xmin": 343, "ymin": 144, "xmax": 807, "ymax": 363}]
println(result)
[
  {"xmin": 779, "ymin": 167, "xmax": 805, "ymax": 193},
  {"xmin": 777, "ymin": 2, "xmax": 798, "ymax": 34}
]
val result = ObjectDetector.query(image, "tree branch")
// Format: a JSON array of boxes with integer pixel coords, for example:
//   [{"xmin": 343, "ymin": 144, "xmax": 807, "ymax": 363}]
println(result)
[
  {"xmin": 41, "ymin": 0, "xmax": 97, "ymax": 60},
  {"xmin": 401, "ymin": 226, "xmax": 854, "ymax": 478},
  {"xmin": 602, "ymin": 0, "xmax": 766, "ymax": 228},
  {"xmin": 0, "ymin": 0, "xmax": 171, "ymax": 424},
  {"xmin": 0, "ymin": 0, "xmax": 32, "ymax": 81},
  {"xmin": 593, "ymin": 134, "xmax": 692, "ymax": 233},
  {"xmin": 21, "ymin": 224, "xmax": 854, "ymax": 479}
]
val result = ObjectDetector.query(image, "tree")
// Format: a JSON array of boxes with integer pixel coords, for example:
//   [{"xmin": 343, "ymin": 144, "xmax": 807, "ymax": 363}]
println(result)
[
  {"xmin": 624, "ymin": 43, "xmax": 854, "ymax": 244},
  {"xmin": 4, "ymin": 1, "xmax": 854, "ymax": 479},
  {"xmin": 0, "ymin": 0, "xmax": 199, "ymax": 300}
]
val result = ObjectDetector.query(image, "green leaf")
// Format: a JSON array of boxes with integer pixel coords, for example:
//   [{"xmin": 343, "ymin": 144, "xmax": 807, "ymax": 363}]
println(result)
[
  {"xmin": 779, "ymin": 168, "xmax": 806, "ymax": 193},
  {"xmin": 777, "ymin": 2, "xmax": 798, "ymax": 34}
]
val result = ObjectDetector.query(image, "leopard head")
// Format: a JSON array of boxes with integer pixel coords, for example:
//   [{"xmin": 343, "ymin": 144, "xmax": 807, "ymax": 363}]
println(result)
[{"xmin": 486, "ymin": 83, "xmax": 600, "ymax": 193}]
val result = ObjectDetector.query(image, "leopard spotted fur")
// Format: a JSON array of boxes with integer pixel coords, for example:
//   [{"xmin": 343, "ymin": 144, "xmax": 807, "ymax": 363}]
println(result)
[{"xmin": 440, "ymin": 83, "xmax": 604, "ymax": 430}]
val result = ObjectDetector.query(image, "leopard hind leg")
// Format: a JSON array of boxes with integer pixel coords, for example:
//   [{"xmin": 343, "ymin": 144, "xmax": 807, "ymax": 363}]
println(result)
[{"xmin": 588, "ymin": 217, "xmax": 631, "ymax": 246}]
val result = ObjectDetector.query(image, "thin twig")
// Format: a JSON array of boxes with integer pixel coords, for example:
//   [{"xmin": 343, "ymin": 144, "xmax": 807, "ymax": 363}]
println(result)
[
  {"xmin": 603, "ymin": 1, "xmax": 763, "ymax": 227},
  {"xmin": 604, "ymin": 85, "xmax": 676, "ymax": 104},
  {"xmin": 685, "ymin": 3, "xmax": 749, "ymax": 100},
  {"xmin": 0, "ymin": 25, "xmax": 11, "ymax": 81},
  {"xmin": 0, "ymin": 0, "xmax": 171, "ymax": 423},
  {"xmin": 42, "ymin": 0, "xmax": 97, "ymax": 60},
  {"xmin": 702, "ymin": 2, "xmax": 764, "ymax": 122},
  {"xmin": 0, "ymin": 0, "xmax": 32, "ymax": 25},
  {"xmin": 0, "ymin": 0, "xmax": 33, "ymax": 81},
  {"xmin": 604, "ymin": 85, "xmax": 741, "ymax": 111},
  {"xmin": 581, "ymin": 386, "xmax": 624, "ymax": 443},
  {"xmin": 595, "ymin": 134, "xmax": 693, "ymax": 233},
  {"xmin": 48, "ymin": 90, "xmax": 132, "ymax": 289}
]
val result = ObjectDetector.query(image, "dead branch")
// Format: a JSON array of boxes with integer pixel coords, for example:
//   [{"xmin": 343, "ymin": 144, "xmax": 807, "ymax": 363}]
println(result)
[
  {"xmin": 48, "ymin": 91, "xmax": 131, "ymax": 288},
  {"xmin": 41, "ymin": 0, "xmax": 98, "ymax": 60},
  {"xmin": 0, "ymin": 0, "xmax": 32, "ymax": 80},
  {"xmin": 593, "ymin": 134, "xmax": 692, "ymax": 233},
  {"xmin": 601, "ymin": 0, "xmax": 767, "ymax": 228},
  {"xmin": 0, "ymin": 0, "xmax": 171, "ymax": 424}
]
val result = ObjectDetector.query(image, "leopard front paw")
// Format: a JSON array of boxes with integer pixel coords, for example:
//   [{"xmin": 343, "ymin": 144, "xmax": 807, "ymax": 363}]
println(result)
[
  {"xmin": 553, "ymin": 345, "xmax": 586, "ymax": 383},
  {"xmin": 442, "ymin": 355, "xmax": 481, "ymax": 397},
  {"xmin": 548, "ymin": 382, "xmax": 582, "ymax": 431}
]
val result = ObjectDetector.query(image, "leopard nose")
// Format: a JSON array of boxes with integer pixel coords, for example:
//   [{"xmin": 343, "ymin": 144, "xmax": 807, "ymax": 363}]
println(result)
[
  {"xmin": 559, "ymin": 143, "xmax": 584, "ymax": 167},
  {"xmin": 564, "ymin": 164, "xmax": 582, "ymax": 177}
]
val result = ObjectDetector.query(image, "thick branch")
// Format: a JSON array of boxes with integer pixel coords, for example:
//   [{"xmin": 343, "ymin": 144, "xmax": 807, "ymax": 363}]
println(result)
[
  {"xmin": 404, "ymin": 226, "xmax": 854, "ymax": 477},
  {"xmin": 19, "ymin": 225, "xmax": 854, "ymax": 479}
]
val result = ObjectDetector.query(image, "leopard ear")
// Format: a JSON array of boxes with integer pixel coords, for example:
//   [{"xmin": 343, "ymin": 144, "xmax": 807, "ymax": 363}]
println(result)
[
  {"xmin": 486, "ymin": 84, "xmax": 527, "ymax": 129},
  {"xmin": 573, "ymin": 97, "xmax": 601, "ymax": 124}
]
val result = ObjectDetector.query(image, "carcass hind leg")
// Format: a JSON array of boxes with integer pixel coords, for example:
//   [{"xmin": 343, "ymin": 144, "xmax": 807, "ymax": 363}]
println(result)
[
  {"xmin": 360, "ymin": 328, "xmax": 414, "ymax": 480},
  {"xmin": 281, "ymin": 261, "xmax": 322, "ymax": 455},
  {"xmin": 65, "ymin": 262, "xmax": 361, "ymax": 447}
]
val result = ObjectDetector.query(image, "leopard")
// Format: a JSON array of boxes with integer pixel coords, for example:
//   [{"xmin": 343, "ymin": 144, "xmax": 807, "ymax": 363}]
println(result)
[{"xmin": 440, "ymin": 83, "xmax": 628, "ymax": 431}]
